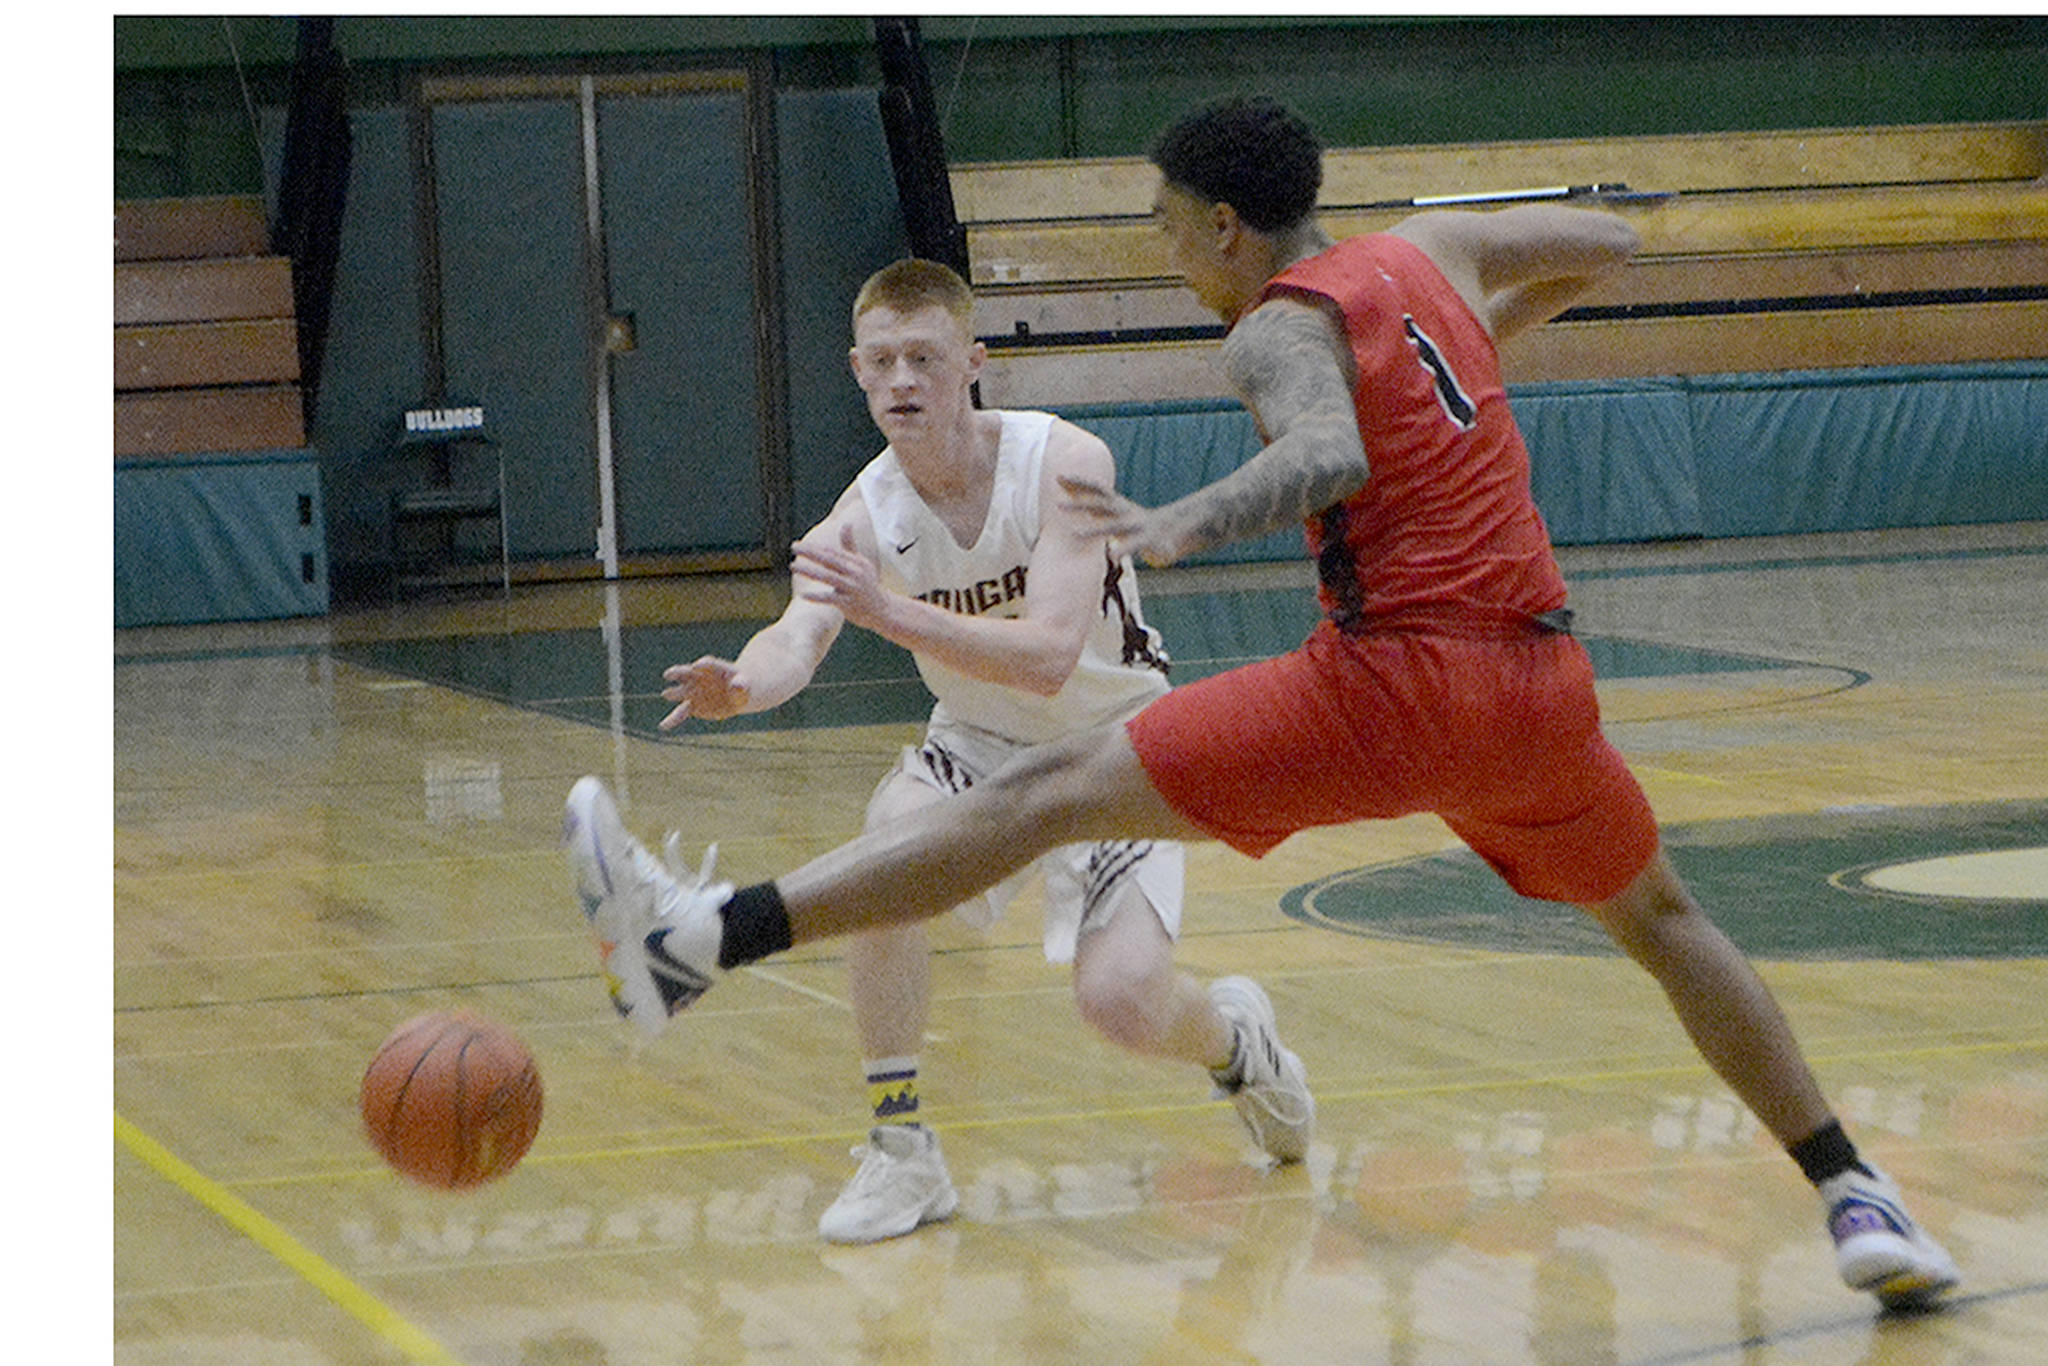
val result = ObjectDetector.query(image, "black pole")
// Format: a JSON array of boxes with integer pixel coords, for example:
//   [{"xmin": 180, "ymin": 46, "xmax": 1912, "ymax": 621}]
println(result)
[
  {"xmin": 873, "ymin": 17, "xmax": 969, "ymax": 279},
  {"xmin": 273, "ymin": 17, "xmax": 351, "ymax": 425}
]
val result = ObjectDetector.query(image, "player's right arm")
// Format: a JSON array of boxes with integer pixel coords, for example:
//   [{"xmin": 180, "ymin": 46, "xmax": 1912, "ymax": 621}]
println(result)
[
  {"xmin": 1062, "ymin": 297, "xmax": 1369, "ymax": 567},
  {"xmin": 657, "ymin": 490, "xmax": 864, "ymax": 729}
]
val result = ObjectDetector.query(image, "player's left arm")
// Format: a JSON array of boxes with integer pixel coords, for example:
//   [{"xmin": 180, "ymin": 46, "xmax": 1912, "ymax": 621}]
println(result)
[
  {"xmin": 1393, "ymin": 205, "xmax": 1640, "ymax": 342},
  {"xmin": 791, "ymin": 421, "xmax": 1106, "ymax": 697},
  {"xmin": 1062, "ymin": 297, "xmax": 1369, "ymax": 567}
]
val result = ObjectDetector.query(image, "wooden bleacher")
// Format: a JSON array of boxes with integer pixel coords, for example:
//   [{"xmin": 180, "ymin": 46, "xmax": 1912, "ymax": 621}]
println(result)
[
  {"xmin": 956, "ymin": 121, "xmax": 2048, "ymax": 408},
  {"xmin": 114, "ymin": 195, "xmax": 307, "ymax": 457}
]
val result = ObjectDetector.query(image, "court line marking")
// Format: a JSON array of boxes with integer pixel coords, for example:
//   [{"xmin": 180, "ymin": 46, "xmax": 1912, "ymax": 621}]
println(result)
[
  {"xmin": 740, "ymin": 964, "xmax": 850, "ymax": 1009},
  {"xmin": 734, "ymin": 965, "xmax": 964, "ymax": 1043},
  {"xmin": 215, "ymin": 1033, "xmax": 2046, "ymax": 1186},
  {"xmin": 1568, "ymin": 541, "xmax": 2048, "ymax": 583},
  {"xmin": 536, "ymin": 1034, "xmax": 2048, "ymax": 1162},
  {"xmin": 107, "ymin": 538, "xmax": 2046, "ymax": 671},
  {"xmin": 1627, "ymin": 1280, "xmax": 2048, "ymax": 1366},
  {"xmin": 113, "ymin": 1110, "xmax": 459, "ymax": 1365},
  {"xmin": 1634, "ymin": 764, "xmax": 1735, "ymax": 787},
  {"xmin": 113, "ymin": 846, "xmax": 569, "ymax": 886}
]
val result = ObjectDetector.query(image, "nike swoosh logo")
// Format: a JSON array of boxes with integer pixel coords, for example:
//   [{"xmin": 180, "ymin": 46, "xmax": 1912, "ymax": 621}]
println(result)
[
  {"xmin": 895, "ymin": 539, "xmax": 918, "ymax": 554},
  {"xmin": 644, "ymin": 930, "xmax": 714, "ymax": 1015}
]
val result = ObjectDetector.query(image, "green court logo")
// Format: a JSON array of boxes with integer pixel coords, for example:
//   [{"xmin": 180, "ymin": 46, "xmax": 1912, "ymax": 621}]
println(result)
[{"xmin": 1283, "ymin": 802, "xmax": 2048, "ymax": 960}]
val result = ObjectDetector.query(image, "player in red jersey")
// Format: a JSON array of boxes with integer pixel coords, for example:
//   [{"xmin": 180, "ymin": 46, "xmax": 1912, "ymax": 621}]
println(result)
[{"xmin": 569, "ymin": 96, "xmax": 1957, "ymax": 1308}]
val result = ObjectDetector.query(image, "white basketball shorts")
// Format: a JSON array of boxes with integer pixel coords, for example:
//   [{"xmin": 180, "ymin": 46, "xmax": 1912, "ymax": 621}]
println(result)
[{"xmin": 879, "ymin": 721, "xmax": 1185, "ymax": 964}]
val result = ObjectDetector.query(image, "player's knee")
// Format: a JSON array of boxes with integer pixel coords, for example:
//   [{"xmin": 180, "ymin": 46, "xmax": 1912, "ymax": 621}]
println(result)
[{"xmin": 1582, "ymin": 851, "xmax": 1708, "ymax": 961}]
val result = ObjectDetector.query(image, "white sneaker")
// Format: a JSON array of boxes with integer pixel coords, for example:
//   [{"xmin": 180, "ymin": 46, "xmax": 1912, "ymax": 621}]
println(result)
[
  {"xmin": 563, "ymin": 776, "xmax": 730, "ymax": 1038},
  {"xmin": 1819, "ymin": 1165, "xmax": 1960, "ymax": 1309},
  {"xmin": 1208, "ymin": 976, "xmax": 1314, "ymax": 1164},
  {"xmin": 817, "ymin": 1125, "xmax": 960, "ymax": 1245}
]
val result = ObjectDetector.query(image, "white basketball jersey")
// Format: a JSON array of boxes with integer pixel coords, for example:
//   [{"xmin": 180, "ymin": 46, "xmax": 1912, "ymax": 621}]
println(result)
[{"xmin": 853, "ymin": 409, "xmax": 1170, "ymax": 744}]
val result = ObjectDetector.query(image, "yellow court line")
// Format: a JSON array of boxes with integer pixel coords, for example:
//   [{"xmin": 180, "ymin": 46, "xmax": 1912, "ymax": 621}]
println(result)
[
  {"xmin": 113, "ymin": 846, "xmax": 568, "ymax": 886},
  {"xmin": 1633, "ymin": 764, "xmax": 1734, "ymax": 788},
  {"xmin": 221, "ymin": 1033, "xmax": 2048, "ymax": 1187},
  {"xmin": 113, "ymin": 1111, "xmax": 460, "ymax": 1365}
]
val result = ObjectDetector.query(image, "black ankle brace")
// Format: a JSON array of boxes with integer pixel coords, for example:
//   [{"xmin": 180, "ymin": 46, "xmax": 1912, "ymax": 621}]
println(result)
[
  {"xmin": 717, "ymin": 882, "xmax": 793, "ymax": 970},
  {"xmin": 1789, "ymin": 1118, "xmax": 1872, "ymax": 1186}
]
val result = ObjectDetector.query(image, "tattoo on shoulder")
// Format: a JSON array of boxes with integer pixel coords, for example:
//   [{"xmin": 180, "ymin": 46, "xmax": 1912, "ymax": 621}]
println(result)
[
  {"xmin": 1224, "ymin": 303, "xmax": 1348, "ymax": 415},
  {"xmin": 1179, "ymin": 300, "xmax": 1371, "ymax": 547}
]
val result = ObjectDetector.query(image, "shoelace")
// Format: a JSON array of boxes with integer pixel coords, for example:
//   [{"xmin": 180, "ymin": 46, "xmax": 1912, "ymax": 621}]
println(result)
[
  {"xmin": 1215, "ymin": 1021, "xmax": 1311, "ymax": 1129},
  {"xmin": 630, "ymin": 833, "xmax": 720, "ymax": 920},
  {"xmin": 602, "ymin": 835, "xmax": 723, "ymax": 979},
  {"xmin": 1237, "ymin": 1078, "xmax": 1313, "ymax": 1128},
  {"xmin": 843, "ymin": 1141, "xmax": 911, "ymax": 1195},
  {"xmin": 660, "ymin": 831, "xmax": 718, "ymax": 886}
]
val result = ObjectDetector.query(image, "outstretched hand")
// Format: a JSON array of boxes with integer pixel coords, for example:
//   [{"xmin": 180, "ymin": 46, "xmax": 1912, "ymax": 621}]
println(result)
[
  {"xmin": 659, "ymin": 656, "xmax": 747, "ymax": 729},
  {"xmin": 1057, "ymin": 475, "xmax": 1185, "ymax": 567},
  {"xmin": 791, "ymin": 524, "xmax": 889, "ymax": 630}
]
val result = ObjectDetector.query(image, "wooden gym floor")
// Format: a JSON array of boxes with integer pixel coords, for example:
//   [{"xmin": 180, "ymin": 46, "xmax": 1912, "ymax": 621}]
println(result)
[{"xmin": 112, "ymin": 521, "xmax": 2047, "ymax": 1364}]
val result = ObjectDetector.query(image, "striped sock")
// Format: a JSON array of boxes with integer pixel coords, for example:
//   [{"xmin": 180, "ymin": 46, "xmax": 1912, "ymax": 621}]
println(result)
[{"xmin": 865, "ymin": 1056, "xmax": 921, "ymax": 1127}]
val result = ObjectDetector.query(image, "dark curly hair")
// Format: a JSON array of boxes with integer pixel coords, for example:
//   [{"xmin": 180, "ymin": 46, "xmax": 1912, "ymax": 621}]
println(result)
[{"xmin": 1150, "ymin": 96, "xmax": 1323, "ymax": 233}]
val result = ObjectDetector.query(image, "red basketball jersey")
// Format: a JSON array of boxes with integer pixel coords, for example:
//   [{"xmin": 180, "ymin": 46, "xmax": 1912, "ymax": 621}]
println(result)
[{"xmin": 1251, "ymin": 234, "xmax": 1568, "ymax": 630}]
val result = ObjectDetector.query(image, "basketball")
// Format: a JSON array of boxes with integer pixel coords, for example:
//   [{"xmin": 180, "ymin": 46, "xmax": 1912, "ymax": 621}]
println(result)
[{"xmin": 360, "ymin": 1010, "xmax": 543, "ymax": 1190}]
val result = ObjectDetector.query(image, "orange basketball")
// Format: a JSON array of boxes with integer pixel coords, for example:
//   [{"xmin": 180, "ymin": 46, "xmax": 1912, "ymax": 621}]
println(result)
[{"xmin": 360, "ymin": 1010, "xmax": 543, "ymax": 1190}]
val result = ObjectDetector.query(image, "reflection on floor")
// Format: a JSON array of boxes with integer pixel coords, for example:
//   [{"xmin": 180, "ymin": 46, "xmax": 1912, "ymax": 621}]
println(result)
[{"xmin": 113, "ymin": 522, "xmax": 2048, "ymax": 1365}]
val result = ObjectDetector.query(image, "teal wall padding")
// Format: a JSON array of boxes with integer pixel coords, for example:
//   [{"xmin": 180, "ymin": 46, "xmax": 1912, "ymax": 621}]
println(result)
[
  {"xmin": 1686, "ymin": 365, "xmax": 2048, "ymax": 536},
  {"xmin": 1063, "ymin": 362, "xmax": 2048, "ymax": 563},
  {"xmin": 114, "ymin": 453, "xmax": 329, "ymax": 626},
  {"xmin": 1513, "ymin": 380, "xmax": 1703, "ymax": 545}
]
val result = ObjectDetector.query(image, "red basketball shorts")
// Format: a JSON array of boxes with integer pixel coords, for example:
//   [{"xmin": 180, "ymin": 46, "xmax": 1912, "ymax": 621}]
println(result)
[{"xmin": 1126, "ymin": 619, "xmax": 1659, "ymax": 904}]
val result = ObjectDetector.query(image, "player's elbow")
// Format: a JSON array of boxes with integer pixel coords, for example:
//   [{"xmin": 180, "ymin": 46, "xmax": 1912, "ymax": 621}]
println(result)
[
  {"xmin": 1018, "ymin": 637, "xmax": 1086, "ymax": 697},
  {"xmin": 1591, "ymin": 215, "xmax": 1641, "ymax": 272},
  {"xmin": 1019, "ymin": 657, "xmax": 1077, "ymax": 698}
]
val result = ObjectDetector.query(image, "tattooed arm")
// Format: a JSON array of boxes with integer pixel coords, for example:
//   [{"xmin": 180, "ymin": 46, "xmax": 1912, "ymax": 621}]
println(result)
[{"xmin": 1061, "ymin": 297, "xmax": 1367, "ymax": 567}]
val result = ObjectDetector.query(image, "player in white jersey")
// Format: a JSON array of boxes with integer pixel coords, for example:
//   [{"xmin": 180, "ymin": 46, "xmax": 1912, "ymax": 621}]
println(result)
[
  {"xmin": 852, "ymin": 406, "xmax": 1184, "ymax": 963},
  {"xmin": 588, "ymin": 259, "xmax": 1312, "ymax": 1244}
]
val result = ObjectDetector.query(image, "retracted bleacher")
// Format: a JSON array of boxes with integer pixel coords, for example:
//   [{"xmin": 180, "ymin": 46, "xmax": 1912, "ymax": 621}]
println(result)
[
  {"xmin": 955, "ymin": 122, "xmax": 2048, "ymax": 553},
  {"xmin": 114, "ymin": 195, "xmax": 329, "ymax": 626}
]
